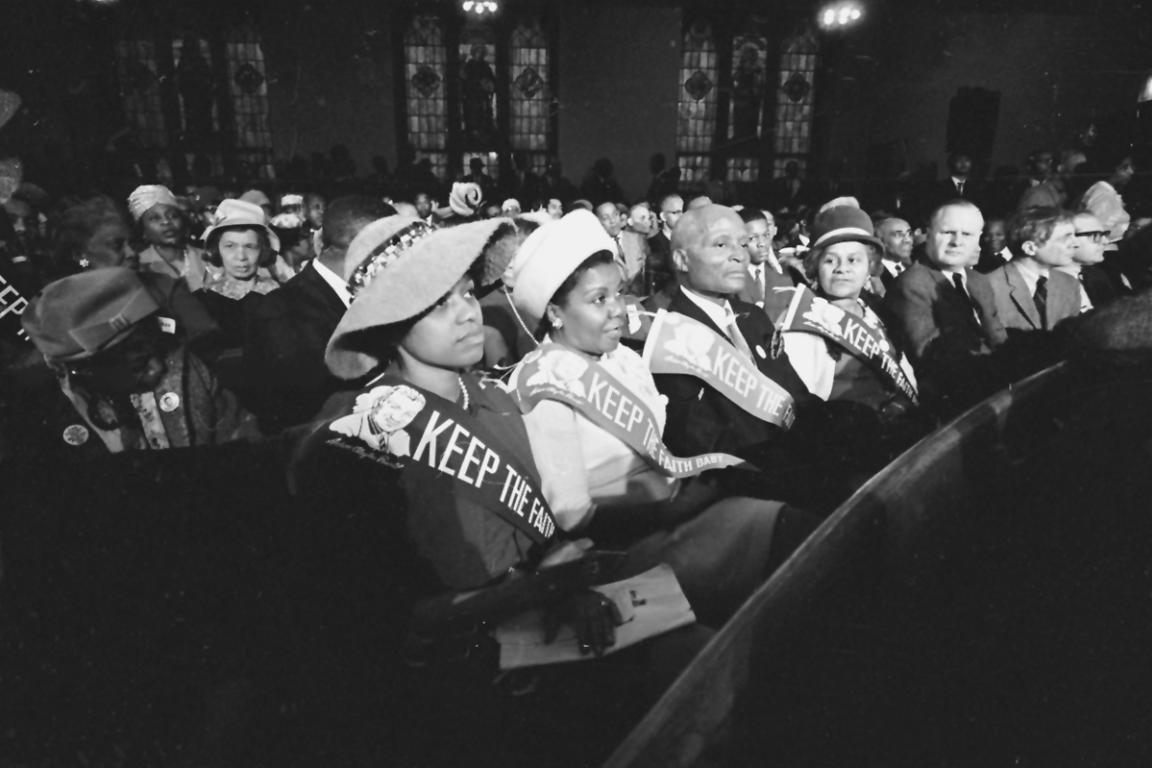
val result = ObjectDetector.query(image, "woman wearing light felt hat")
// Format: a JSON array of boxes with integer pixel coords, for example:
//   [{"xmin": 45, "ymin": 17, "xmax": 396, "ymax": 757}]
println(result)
[
  {"xmin": 298, "ymin": 216, "xmax": 710, "ymax": 761},
  {"xmin": 199, "ymin": 198, "xmax": 286, "ymax": 300},
  {"xmin": 506, "ymin": 210, "xmax": 814, "ymax": 625}
]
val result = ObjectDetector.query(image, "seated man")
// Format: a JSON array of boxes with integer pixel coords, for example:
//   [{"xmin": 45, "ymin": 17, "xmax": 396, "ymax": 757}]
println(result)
[
  {"xmin": 1066, "ymin": 211, "xmax": 1132, "ymax": 310},
  {"xmin": 737, "ymin": 207, "xmax": 797, "ymax": 321},
  {"xmin": 243, "ymin": 195, "xmax": 392, "ymax": 432},
  {"xmin": 885, "ymin": 200, "xmax": 1008, "ymax": 414},
  {"xmin": 987, "ymin": 206, "xmax": 1080, "ymax": 335},
  {"xmin": 652, "ymin": 204, "xmax": 817, "ymax": 503}
]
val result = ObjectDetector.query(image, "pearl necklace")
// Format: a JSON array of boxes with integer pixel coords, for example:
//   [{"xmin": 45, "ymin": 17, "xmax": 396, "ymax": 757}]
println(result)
[{"xmin": 456, "ymin": 374, "xmax": 470, "ymax": 411}]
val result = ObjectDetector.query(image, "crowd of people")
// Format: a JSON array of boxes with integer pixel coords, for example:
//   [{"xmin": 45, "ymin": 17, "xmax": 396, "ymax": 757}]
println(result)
[{"xmin": 2, "ymin": 138, "xmax": 1151, "ymax": 762}]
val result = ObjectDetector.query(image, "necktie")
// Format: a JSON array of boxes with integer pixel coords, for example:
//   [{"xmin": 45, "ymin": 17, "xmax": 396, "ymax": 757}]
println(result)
[
  {"xmin": 956, "ymin": 181, "xmax": 965, "ymax": 197},
  {"xmin": 1033, "ymin": 275, "xmax": 1048, "ymax": 330},
  {"xmin": 952, "ymin": 272, "xmax": 982, "ymax": 327},
  {"xmin": 725, "ymin": 313, "xmax": 755, "ymax": 361},
  {"xmin": 752, "ymin": 266, "xmax": 765, "ymax": 304}
]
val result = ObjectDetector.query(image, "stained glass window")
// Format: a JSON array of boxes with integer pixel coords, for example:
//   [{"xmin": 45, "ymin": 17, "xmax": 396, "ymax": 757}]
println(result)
[
  {"xmin": 225, "ymin": 25, "xmax": 274, "ymax": 179},
  {"xmin": 773, "ymin": 30, "xmax": 817, "ymax": 163},
  {"xmin": 404, "ymin": 15, "xmax": 449, "ymax": 181},
  {"xmin": 728, "ymin": 34, "xmax": 768, "ymax": 144},
  {"xmin": 509, "ymin": 17, "xmax": 550, "ymax": 175},
  {"xmin": 459, "ymin": 21, "xmax": 499, "ymax": 152},
  {"xmin": 726, "ymin": 157, "xmax": 759, "ymax": 183},
  {"xmin": 115, "ymin": 40, "xmax": 166, "ymax": 150},
  {"xmin": 675, "ymin": 21, "xmax": 718, "ymax": 184}
]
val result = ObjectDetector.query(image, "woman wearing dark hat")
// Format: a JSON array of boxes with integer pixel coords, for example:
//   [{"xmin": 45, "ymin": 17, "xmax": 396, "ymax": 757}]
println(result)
[
  {"xmin": 295, "ymin": 216, "xmax": 709, "ymax": 766},
  {"xmin": 781, "ymin": 204, "xmax": 919, "ymax": 412},
  {"xmin": 778, "ymin": 204, "xmax": 925, "ymax": 472},
  {"xmin": 505, "ymin": 210, "xmax": 815, "ymax": 625},
  {"xmin": 7, "ymin": 268, "xmax": 256, "ymax": 462},
  {"xmin": 47, "ymin": 196, "xmax": 224, "ymax": 364}
]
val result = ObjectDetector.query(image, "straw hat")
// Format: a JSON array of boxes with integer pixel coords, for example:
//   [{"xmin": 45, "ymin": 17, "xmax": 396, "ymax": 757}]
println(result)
[{"xmin": 326, "ymin": 218, "xmax": 513, "ymax": 379}]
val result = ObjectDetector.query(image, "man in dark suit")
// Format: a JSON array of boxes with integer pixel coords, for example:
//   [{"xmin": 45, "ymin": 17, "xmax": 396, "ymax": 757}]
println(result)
[
  {"xmin": 886, "ymin": 200, "xmax": 1009, "ymax": 414},
  {"xmin": 929, "ymin": 152, "xmax": 982, "ymax": 214},
  {"xmin": 244, "ymin": 195, "xmax": 392, "ymax": 432},
  {"xmin": 736, "ymin": 207, "xmax": 798, "ymax": 322},
  {"xmin": 652, "ymin": 205, "xmax": 812, "ymax": 498},
  {"xmin": 872, "ymin": 216, "xmax": 915, "ymax": 297},
  {"xmin": 987, "ymin": 206, "xmax": 1080, "ymax": 335},
  {"xmin": 1065, "ymin": 212, "xmax": 1132, "ymax": 310}
]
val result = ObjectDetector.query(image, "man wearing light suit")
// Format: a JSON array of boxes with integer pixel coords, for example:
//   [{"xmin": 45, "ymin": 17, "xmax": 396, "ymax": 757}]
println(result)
[{"xmin": 987, "ymin": 206, "xmax": 1081, "ymax": 335}]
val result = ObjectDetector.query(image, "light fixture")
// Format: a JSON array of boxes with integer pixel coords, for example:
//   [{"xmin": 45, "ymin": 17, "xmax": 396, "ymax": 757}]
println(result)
[
  {"xmin": 818, "ymin": 1, "xmax": 864, "ymax": 30},
  {"xmin": 461, "ymin": 0, "xmax": 499, "ymax": 15},
  {"xmin": 1139, "ymin": 73, "xmax": 1152, "ymax": 104}
]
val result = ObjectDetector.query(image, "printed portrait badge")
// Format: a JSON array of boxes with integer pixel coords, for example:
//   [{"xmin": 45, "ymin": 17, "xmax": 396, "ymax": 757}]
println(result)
[
  {"xmin": 157, "ymin": 316, "xmax": 177, "ymax": 335},
  {"xmin": 62, "ymin": 424, "xmax": 89, "ymax": 446},
  {"xmin": 159, "ymin": 392, "xmax": 181, "ymax": 412}
]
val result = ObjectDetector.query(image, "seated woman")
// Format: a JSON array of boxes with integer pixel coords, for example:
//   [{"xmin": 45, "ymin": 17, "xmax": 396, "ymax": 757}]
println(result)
[
  {"xmin": 128, "ymin": 184, "xmax": 208, "ymax": 290},
  {"xmin": 11, "ymin": 268, "xmax": 256, "ymax": 461},
  {"xmin": 779, "ymin": 204, "xmax": 924, "ymax": 466},
  {"xmin": 48, "ymin": 196, "xmax": 224, "ymax": 364},
  {"xmin": 295, "ymin": 217, "xmax": 710, "ymax": 766},
  {"xmin": 506, "ymin": 210, "xmax": 816, "ymax": 625}
]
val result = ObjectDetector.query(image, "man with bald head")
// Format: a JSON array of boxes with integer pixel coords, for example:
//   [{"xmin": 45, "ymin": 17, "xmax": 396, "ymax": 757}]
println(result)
[
  {"xmin": 655, "ymin": 204, "xmax": 810, "ymax": 485},
  {"xmin": 244, "ymin": 195, "xmax": 394, "ymax": 431}
]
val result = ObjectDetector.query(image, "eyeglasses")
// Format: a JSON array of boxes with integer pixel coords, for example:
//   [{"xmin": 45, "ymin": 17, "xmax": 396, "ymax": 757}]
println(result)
[{"xmin": 1075, "ymin": 231, "xmax": 1108, "ymax": 243}]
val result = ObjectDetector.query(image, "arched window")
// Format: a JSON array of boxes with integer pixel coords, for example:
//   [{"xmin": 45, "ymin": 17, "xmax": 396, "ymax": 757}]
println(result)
[
  {"xmin": 403, "ymin": 15, "xmax": 450, "ymax": 182},
  {"xmin": 772, "ymin": 29, "xmax": 818, "ymax": 176},
  {"xmin": 114, "ymin": 25, "xmax": 275, "ymax": 182},
  {"xmin": 675, "ymin": 21, "xmax": 719, "ymax": 185},
  {"xmin": 508, "ymin": 17, "xmax": 551, "ymax": 176}
]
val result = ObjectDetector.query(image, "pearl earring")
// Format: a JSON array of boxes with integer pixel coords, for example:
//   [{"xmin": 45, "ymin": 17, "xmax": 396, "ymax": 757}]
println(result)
[
  {"xmin": 78, "ymin": 256, "xmax": 91, "ymax": 269},
  {"xmin": 552, "ymin": 318, "xmax": 564, "ymax": 329}
]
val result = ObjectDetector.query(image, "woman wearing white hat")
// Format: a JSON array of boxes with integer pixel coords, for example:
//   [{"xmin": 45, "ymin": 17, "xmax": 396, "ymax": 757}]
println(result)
[
  {"xmin": 506, "ymin": 210, "xmax": 815, "ymax": 625},
  {"xmin": 200, "ymin": 199, "xmax": 283, "ymax": 300},
  {"xmin": 296, "ymin": 216, "xmax": 710, "ymax": 762}
]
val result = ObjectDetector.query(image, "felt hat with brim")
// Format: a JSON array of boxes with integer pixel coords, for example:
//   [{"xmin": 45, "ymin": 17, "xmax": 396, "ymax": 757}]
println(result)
[
  {"xmin": 326, "ymin": 217, "xmax": 514, "ymax": 380},
  {"xmin": 810, "ymin": 204, "xmax": 882, "ymax": 252},
  {"xmin": 202, "ymin": 199, "xmax": 281, "ymax": 253},
  {"xmin": 508, "ymin": 209, "xmax": 616, "ymax": 326},
  {"xmin": 23, "ymin": 267, "xmax": 161, "ymax": 363}
]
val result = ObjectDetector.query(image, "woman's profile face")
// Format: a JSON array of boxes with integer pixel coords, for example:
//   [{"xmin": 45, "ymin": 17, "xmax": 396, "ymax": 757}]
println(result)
[
  {"xmin": 398, "ymin": 275, "xmax": 484, "ymax": 371},
  {"xmin": 817, "ymin": 241, "xmax": 871, "ymax": 300},
  {"xmin": 84, "ymin": 221, "xmax": 137, "ymax": 270},
  {"xmin": 218, "ymin": 228, "xmax": 262, "ymax": 281},
  {"xmin": 548, "ymin": 262, "xmax": 625, "ymax": 357},
  {"xmin": 140, "ymin": 203, "xmax": 185, "ymax": 247}
]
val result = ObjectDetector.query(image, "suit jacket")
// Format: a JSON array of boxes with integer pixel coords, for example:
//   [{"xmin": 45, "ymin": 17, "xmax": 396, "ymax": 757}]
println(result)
[
  {"xmin": 886, "ymin": 261, "xmax": 1007, "ymax": 363},
  {"xmin": 243, "ymin": 263, "xmax": 353, "ymax": 431},
  {"xmin": 1080, "ymin": 263, "xmax": 1130, "ymax": 309},
  {"xmin": 987, "ymin": 261, "xmax": 1080, "ymax": 333},
  {"xmin": 737, "ymin": 262, "xmax": 797, "ymax": 324},
  {"xmin": 655, "ymin": 287, "xmax": 810, "ymax": 467}
]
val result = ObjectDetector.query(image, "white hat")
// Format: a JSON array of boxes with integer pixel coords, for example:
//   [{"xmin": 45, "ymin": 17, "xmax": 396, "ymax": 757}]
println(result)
[
  {"xmin": 127, "ymin": 185, "xmax": 178, "ymax": 221},
  {"xmin": 202, "ymin": 199, "xmax": 281, "ymax": 253},
  {"xmin": 508, "ymin": 209, "xmax": 616, "ymax": 326}
]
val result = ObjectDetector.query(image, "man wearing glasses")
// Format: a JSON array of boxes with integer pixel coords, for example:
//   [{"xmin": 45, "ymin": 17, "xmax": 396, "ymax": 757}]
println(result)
[{"xmin": 1060, "ymin": 212, "xmax": 1131, "ymax": 311}]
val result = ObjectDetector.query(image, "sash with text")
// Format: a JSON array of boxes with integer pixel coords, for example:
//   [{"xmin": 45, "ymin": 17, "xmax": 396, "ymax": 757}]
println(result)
[
  {"xmin": 327, "ymin": 379, "xmax": 557, "ymax": 543},
  {"xmin": 515, "ymin": 345, "xmax": 747, "ymax": 477},
  {"xmin": 641, "ymin": 309, "xmax": 796, "ymax": 429},
  {"xmin": 0, "ymin": 267, "xmax": 30, "ymax": 343},
  {"xmin": 780, "ymin": 286, "xmax": 918, "ymax": 403}
]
